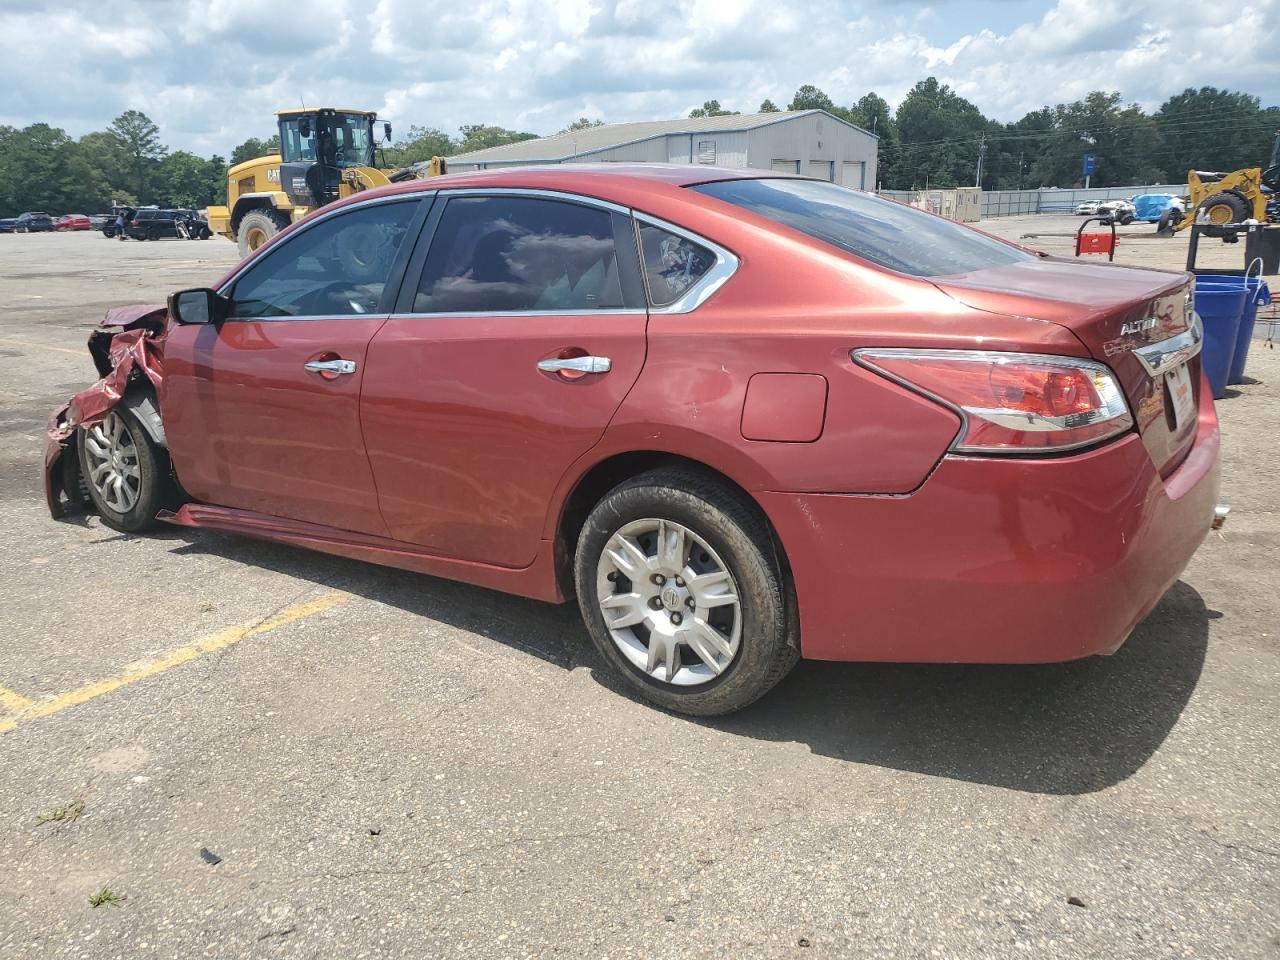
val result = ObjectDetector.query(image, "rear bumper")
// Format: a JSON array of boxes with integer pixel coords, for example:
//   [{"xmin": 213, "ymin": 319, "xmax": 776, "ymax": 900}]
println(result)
[{"xmin": 762, "ymin": 394, "xmax": 1221, "ymax": 663}]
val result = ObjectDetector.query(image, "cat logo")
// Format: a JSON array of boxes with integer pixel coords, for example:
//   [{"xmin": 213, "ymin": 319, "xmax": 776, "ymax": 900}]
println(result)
[{"xmin": 266, "ymin": 169, "xmax": 280, "ymax": 183}]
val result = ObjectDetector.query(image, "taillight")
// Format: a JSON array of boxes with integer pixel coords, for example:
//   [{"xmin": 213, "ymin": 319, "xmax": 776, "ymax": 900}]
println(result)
[
  {"xmin": 131, "ymin": 219, "xmax": 139, "ymax": 226},
  {"xmin": 855, "ymin": 349, "xmax": 1133, "ymax": 453}
]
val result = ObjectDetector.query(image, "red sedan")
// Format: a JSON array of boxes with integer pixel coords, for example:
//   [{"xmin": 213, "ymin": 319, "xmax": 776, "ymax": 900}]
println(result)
[
  {"xmin": 44, "ymin": 165, "xmax": 1222, "ymax": 715},
  {"xmin": 54, "ymin": 214, "xmax": 91, "ymax": 231}
]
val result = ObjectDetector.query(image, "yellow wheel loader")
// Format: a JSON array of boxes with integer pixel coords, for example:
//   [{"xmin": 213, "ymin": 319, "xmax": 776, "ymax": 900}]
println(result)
[
  {"xmin": 206, "ymin": 108, "xmax": 448, "ymax": 257},
  {"xmin": 1159, "ymin": 130, "xmax": 1280, "ymax": 234}
]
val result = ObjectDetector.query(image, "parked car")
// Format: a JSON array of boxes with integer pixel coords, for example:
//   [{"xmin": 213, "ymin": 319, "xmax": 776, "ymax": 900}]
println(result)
[
  {"xmin": 0, "ymin": 217, "xmax": 17, "ymax": 234},
  {"xmin": 1097, "ymin": 199, "xmax": 1137, "ymax": 224},
  {"xmin": 55, "ymin": 214, "xmax": 92, "ymax": 231},
  {"xmin": 45, "ymin": 165, "xmax": 1222, "ymax": 715},
  {"xmin": 13, "ymin": 212, "xmax": 55, "ymax": 233},
  {"xmin": 89, "ymin": 214, "xmax": 113, "ymax": 230},
  {"xmin": 1074, "ymin": 199, "xmax": 1102, "ymax": 215},
  {"xmin": 101, "ymin": 208, "xmax": 137, "ymax": 238},
  {"xmin": 123, "ymin": 208, "xmax": 211, "ymax": 241}
]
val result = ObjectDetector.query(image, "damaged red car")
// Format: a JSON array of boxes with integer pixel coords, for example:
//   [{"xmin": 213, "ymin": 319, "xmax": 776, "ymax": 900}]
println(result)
[{"xmin": 45, "ymin": 165, "xmax": 1223, "ymax": 715}]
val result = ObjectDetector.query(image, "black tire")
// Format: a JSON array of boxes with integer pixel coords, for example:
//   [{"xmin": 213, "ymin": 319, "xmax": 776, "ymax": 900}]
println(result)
[
  {"xmin": 237, "ymin": 209, "xmax": 289, "ymax": 258},
  {"xmin": 1119, "ymin": 213, "xmax": 1135, "ymax": 225},
  {"xmin": 1156, "ymin": 209, "xmax": 1177, "ymax": 236},
  {"xmin": 573, "ymin": 469, "xmax": 798, "ymax": 716},
  {"xmin": 1199, "ymin": 191, "xmax": 1250, "ymax": 225},
  {"xmin": 147, "ymin": 226, "xmax": 161, "ymax": 241},
  {"xmin": 76, "ymin": 405, "xmax": 169, "ymax": 533}
]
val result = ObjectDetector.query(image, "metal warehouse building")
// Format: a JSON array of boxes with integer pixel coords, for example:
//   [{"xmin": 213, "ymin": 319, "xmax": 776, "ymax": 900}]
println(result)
[{"xmin": 448, "ymin": 110, "xmax": 879, "ymax": 188}]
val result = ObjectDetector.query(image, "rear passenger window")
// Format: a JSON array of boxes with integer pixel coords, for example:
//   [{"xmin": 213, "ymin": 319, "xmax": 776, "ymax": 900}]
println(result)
[
  {"xmin": 637, "ymin": 223, "xmax": 715, "ymax": 307},
  {"xmin": 414, "ymin": 196, "xmax": 624, "ymax": 313}
]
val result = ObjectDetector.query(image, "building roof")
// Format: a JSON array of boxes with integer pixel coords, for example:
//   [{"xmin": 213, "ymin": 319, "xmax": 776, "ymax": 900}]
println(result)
[{"xmin": 450, "ymin": 110, "xmax": 877, "ymax": 165}]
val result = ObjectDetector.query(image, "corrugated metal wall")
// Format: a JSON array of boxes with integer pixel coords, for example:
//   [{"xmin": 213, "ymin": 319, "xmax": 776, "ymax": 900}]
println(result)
[{"xmin": 450, "ymin": 115, "xmax": 880, "ymax": 184}]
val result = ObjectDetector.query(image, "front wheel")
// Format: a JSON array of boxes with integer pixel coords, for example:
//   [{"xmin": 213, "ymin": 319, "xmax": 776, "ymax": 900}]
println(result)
[
  {"xmin": 574, "ymin": 469, "xmax": 797, "ymax": 716},
  {"xmin": 76, "ymin": 407, "xmax": 169, "ymax": 532}
]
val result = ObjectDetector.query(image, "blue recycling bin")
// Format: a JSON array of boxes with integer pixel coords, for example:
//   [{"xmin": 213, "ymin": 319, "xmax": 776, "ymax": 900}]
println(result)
[
  {"xmin": 1193, "ymin": 282, "xmax": 1246, "ymax": 399},
  {"xmin": 1196, "ymin": 275, "xmax": 1271, "ymax": 384}
]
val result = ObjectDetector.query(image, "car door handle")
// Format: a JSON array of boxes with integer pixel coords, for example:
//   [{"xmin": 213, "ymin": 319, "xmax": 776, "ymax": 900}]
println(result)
[
  {"xmin": 536, "ymin": 356, "xmax": 611, "ymax": 375},
  {"xmin": 304, "ymin": 359, "xmax": 357, "ymax": 375}
]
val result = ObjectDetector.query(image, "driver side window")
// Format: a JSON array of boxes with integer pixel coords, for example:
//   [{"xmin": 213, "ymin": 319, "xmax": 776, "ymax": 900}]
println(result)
[{"xmin": 230, "ymin": 200, "xmax": 418, "ymax": 319}]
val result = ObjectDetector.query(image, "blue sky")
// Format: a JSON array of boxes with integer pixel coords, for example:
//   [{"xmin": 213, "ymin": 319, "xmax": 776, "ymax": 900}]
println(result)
[{"xmin": 2, "ymin": 0, "xmax": 1276, "ymax": 155}]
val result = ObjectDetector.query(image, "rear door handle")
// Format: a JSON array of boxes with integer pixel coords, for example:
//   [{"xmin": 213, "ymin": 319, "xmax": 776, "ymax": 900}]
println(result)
[
  {"xmin": 536, "ymin": 356, "xmax": 611, "ymax": 375},
  {"xmin": 304, "ymin": 359, "xmax": 357, "ymax": 375}
]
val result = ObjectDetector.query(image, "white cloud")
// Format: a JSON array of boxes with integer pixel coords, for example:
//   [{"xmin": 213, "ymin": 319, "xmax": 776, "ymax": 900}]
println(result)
[{"xmin": 1, "ymin": 0, "xmax": 1276, "ymax": 155}]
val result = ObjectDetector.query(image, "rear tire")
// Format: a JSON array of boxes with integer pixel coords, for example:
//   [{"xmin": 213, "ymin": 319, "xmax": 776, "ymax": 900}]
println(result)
[
  {"xmin": 573, "ymin": 469, "xmax": 798, "ymax": 716},
  {"xmin": 237, "ymin": 209, "xmax": 288, "ymax": 258},
  {"xmin": 1199, "ymin": 191, "xmax": 1250, "ymax": 225},
  {"xmin": 76, "ymin": 406, "xmax": 169, "ymax": 533}
]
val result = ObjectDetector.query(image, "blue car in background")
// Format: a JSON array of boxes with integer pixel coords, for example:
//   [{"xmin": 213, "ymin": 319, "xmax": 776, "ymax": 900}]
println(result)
[{"xmin": 1133, "ymin": 194, "xmax": 1186, "ymax": 223}]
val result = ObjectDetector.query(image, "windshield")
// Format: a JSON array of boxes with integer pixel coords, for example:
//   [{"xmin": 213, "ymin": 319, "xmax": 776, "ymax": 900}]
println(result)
[
  {"xmin": 692, "ymin": 178, "xmax": 1033, "ymax": 278},
  {"xmin": 327, "ymin": 113, "xmax": 374, "ymax": 167},
  {"xmin": 279, "ymin": 113, "xmax": 374, "ymax": 167}
]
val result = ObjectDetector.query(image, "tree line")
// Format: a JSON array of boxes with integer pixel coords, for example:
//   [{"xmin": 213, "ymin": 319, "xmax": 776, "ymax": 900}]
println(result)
[
  {"xmin": 2, "ymin": 81, "xmax": 1275, "ymax": 216},
  {"xmin": 687, "ymin": 80, "xmax": 1278, "ymax": 191}
]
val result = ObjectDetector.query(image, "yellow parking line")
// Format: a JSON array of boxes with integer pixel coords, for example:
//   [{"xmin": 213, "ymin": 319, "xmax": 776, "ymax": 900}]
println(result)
[
  {"xmin": 0, "ymin": 590, "xmax": 350, "ymax": 735},
  {"xmin": 0, "ymin": 686, "xmax": 34, "ymax": 712},
  {"xmin": 0, "ymin": 337, "xmax": 85, "ymax": 357}
]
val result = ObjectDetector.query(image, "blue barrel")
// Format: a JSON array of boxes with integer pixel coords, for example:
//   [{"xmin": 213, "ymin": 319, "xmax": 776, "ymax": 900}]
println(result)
[
  {"xmin": 1193, "ymin": 283, "xmax": 1246, "ymax": 399},
  {"xmin": 1196, "ymin": 275, "xmax": 1271, "ymax": 384}
]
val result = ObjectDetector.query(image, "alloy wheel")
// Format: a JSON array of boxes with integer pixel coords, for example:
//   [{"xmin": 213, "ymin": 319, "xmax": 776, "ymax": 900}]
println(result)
[
  {"xmin": 595, "ymin": 518, "xmax": 742, "ymax": 686},
  {"xmin": 82, "ymin": 412, "xmax": 142, "ymax": 514}
]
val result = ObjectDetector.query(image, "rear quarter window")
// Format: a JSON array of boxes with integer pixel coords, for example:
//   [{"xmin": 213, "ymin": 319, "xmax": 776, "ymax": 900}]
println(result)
[{"xmin": 692, "ymin": 178, "xmax": 1032, "ymax": 278}]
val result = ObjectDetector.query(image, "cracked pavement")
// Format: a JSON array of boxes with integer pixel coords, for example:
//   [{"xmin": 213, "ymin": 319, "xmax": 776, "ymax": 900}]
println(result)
[{"xmin": 0, "ymin": 231, "xmax": 1277, "ymax": 959}]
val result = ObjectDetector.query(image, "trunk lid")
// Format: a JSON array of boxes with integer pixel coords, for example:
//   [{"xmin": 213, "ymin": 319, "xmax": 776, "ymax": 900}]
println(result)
[{"xmin": 932, "ymin": 259, "xmax": 1199, "ymax": 473}]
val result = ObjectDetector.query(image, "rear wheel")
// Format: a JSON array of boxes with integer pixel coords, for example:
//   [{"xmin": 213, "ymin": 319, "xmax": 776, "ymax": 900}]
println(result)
[
  {"xmin": 574, "ymin": 469, "xmax": 797, "ymax": 716},
  {"xmin": 147, "ymin": 226, "xmax": 160, "ymax": 241},
  {"xmin": 237, "ymin": 209, "xmax": 289, "ymax": 258},
  {"xmin": 76, "ymin": 407, "xmax": 168, "ymax": 533},
  {"xmin": 1200, "ymin": 191, "xmax": 1250, "ymax": 225}
]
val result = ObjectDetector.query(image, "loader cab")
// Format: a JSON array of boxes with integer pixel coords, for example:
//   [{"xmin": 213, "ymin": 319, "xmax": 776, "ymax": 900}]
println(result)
[{"xmin": 276, "ymin": 108, "xmax": 390, "ymax": 208}]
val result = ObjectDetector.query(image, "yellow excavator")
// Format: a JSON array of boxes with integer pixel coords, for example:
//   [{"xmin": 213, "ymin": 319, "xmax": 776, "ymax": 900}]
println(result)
[
  {"xmin": 1158, "ymin": 130, "xmax": 1280, "ymax": 234},
  {"xmin": 207, "ymin": 107, "xmax": 447, "ymax": 257}
]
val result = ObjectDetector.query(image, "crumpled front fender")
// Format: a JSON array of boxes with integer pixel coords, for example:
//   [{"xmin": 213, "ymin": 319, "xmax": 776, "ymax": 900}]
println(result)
[{"xmin": 44, "ymin": 305, "xmax": 168, "ymax": 518}]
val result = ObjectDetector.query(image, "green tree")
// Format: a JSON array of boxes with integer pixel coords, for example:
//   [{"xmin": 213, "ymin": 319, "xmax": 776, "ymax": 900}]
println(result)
[
  {"xmin": 456, "ymin": 124, "xmax": 538, "ymax": 153},
  {"xmin": 894, "ymin": 77, "xmax": 989, "ymax": 188},
  {"xmin": 384, "ymin": 125, "xmax": 455, "ymax": 166},
  {"xmin": 848, "ymin": 92, "xmax": 896, "ymax": 187},
  {"xmin": 230, "ymin": 135, "xmax": 280, "ymax": 166},
  {"xmin": 1156, "ymin": 87, "xmax": 1277, "ymax": 178},
  {"xmin": 560, "ymin": 117, "xmax": 605, "ymax": 132},
  {"xmin": 788, "ymin": 85, "xmax": 836, "ymax": 112},
  {"xmin": 158, "ymin": 151, "xmax": 225, "ymax": 207},
  {"xmin": 758, "ymin": 99, "xmax": 780, "ymax": 113},
  {"xmin": 1028, "ymin": 91, "xmax": 1164, "ymax": 187},
  {"xmin": 0, "ymin": 123, "xmax": 112, "ymax": 215},
  {"xmin": 108, "ymin": 110, "xmax": 166, "ymax": 203},
  {"xmin": 689, "ymin": 100, "xmax": 737, "ymax": 118}
]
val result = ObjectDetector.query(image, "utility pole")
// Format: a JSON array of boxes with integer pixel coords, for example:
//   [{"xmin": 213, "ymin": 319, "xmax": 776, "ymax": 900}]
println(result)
[
  {"xmin": 975, "ymin": 133, "xmax": 986, "ymax": 188},
  {"xmin": 1017, "ymin": 151, "xmax": 1024, "ymax": 190}
]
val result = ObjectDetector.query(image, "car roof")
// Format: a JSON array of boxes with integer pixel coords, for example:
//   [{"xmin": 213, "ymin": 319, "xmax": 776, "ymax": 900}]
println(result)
[{"xmin": 352, "ymin": 162, "xmax": 772, "ymax": 208}]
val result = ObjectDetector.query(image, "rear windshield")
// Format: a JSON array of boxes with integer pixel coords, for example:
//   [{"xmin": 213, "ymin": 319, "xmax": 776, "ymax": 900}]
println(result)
[{"xmin": 691, "ymin": 178, "xmax": 1032, "ymax": 278}]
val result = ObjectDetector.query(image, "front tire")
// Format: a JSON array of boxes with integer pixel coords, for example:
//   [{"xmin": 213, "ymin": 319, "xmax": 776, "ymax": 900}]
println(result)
[
  {"xmin": 1199, "ymin": 191, "xmax": 1250, "ymax": 225},
  {"xmin": 237, "ymin": 209, "xmax": 289, "ymax": 258},
  {"xmin": 76, "ymin": 407, "xmax": 168, "ymax": 533},
  {"xmin": 574, "ymin": 469, "xmax": 797, "ymax": 716}
]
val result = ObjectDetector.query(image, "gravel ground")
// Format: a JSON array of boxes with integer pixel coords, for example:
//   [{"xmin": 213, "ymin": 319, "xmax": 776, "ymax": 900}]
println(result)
[{"xmin": 0, "ymin": 228, "xmax": 1276, "ymax": 960}]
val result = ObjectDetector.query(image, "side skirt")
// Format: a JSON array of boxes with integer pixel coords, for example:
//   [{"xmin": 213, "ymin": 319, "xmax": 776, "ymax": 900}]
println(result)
[{"xmin": 159, "ymin": 504, "xmax": 564, "ymax": 603}]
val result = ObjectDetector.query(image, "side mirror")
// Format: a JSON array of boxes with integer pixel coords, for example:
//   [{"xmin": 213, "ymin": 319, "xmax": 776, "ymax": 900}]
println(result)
[
  {"xmin": 168, "ymin": 288, "xmax": 226, "ymax": 325},
  {"xmin": 299, "ymin": 118, "xmax": 312, "ymax": 139},
  {"xmin": 384, "ymin": 122, "xmax": 392, "ymax": 142}
]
